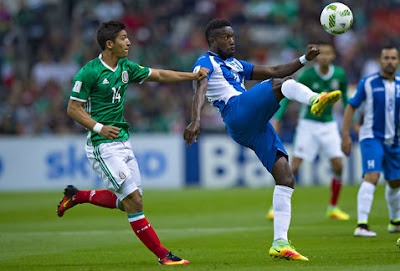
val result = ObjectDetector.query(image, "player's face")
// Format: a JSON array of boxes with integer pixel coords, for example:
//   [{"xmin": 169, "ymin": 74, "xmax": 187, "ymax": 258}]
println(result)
[
  {"xmin": 111, "ymin": 30, "xmax": 131, "ymax": 58},
  {"xmin": 380, "ymin": 48, "xmax": 399, "ymax": 76},
  {"xmin": 316, "ymin": 45, "xmax": 335, "ymax": 67},
  {"xmin": 210, "ymin": 26, "xmax": 235, "ymax": 59}
]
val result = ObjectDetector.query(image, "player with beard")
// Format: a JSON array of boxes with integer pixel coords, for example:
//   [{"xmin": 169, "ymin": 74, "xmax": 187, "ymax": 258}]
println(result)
[{"xmin": 342, "ymin": 45, "xmax": 400, "ymax": 237}]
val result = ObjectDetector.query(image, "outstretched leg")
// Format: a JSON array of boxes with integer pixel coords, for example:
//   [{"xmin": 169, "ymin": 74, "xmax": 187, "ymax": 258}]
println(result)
[
  {"xmin": 57, "ymin": 186, "xmax": 123, "ymax": 217},
  {"xmin": 273, "ymin": 78, "xmax": 341, "ymax": 116}
]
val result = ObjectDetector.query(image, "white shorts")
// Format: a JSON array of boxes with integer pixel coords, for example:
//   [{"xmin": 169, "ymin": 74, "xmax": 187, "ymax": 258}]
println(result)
[
  {"xmin": 293, "ymin": 119, "xmax": 343, "ymax": 161},
  {"xmin": 86, "ymin": 140, "xmax": 142, "ymax": 201}
]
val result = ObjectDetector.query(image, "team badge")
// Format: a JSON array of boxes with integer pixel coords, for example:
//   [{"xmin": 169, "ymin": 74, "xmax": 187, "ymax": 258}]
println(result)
[
  {"xmin": 119, "ymin": 171, "xmax": 127, "ymax": 180},
  {"xmin": 121, "ymin": 71, "xmax": 129, "ymax": 84}
]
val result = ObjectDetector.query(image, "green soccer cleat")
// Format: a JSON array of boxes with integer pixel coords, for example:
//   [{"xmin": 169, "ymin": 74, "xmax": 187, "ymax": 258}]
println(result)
[
  {"xmin": 266, "ymin": 206, "xmax": 274, "ymax": 220},
  {"xmin": 327, "ymin": 206, "xmax": 350, "ymax": 220},
  {"xmin": 388, "ymin": 222, "xmax": 400, "ymax": 233},
  {"xmin": 310, "ymin": 90, "xmax": 342, "ymax": 116},
  {"xmin": 269, "ymin": 238, "xmax": 309, "ymax": 261},
  {"xmin": 158, "ymin": 252, "xmax": 190, "ymax": 265}
]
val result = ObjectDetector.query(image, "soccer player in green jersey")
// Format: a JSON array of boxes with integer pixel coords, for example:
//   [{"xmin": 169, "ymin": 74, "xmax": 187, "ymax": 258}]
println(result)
[
  {"xmin": 56, "ymin": 20, "xmax": 208, "ymax": 266},
  {"xmin": 268, "ymin": 42, "xmax": 350, "ymax": 221}
]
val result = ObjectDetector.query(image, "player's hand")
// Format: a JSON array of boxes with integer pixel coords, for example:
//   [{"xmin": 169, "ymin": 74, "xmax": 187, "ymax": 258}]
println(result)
[
  {"xmin": 305, "ymin": 44, "xmax": 320, "ymax": 61},
  {"xmin": 100, "ymin": 125, "xmax": 121, "ymax": 140},
  {"xmin": 183, "ymin": 120, "xmax": 201, "ymax": 146},
  {"xmin": 341, "ymin": 135, "xmax": 352, "ymax": 157},
  {"xmin": 195, "ymin": 68, "xmax": 209, "ymax": 81}
]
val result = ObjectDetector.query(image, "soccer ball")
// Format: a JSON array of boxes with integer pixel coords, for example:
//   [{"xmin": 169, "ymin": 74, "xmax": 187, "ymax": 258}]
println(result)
[{"xmin": 320, "ymin": 2, "xmax": 353, "ymax": 35}]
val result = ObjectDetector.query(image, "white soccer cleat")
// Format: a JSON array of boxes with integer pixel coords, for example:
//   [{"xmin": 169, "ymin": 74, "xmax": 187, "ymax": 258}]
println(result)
[{"xmin": 354, "ymin": 227, "xmax": 376, "ymax": 237}]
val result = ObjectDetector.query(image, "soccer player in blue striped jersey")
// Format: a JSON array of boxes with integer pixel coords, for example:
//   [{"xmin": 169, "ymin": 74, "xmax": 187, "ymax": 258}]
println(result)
[
  {"xmin": 342, "ymin": 45, "xmax": 400, "ymax": 237},
  {"xmin": 184, "ymin": 19, "xmax": 342, "ymax": 261}
]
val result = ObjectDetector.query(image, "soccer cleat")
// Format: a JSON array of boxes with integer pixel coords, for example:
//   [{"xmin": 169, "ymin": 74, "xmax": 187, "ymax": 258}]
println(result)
[
  {"xmin": 388, "ymin": 223, "xmax": 400, "ymax": 233},
  {"xmin": 57, "ymin": 185, "xmax": 79, "ymax": 217},
  {"xmin": 326, "ymin": 206, "xmax": 350, "ymax": 220},
  {"xmin": 158, "ymin": 252, "xmax": 190, "ymax": 265},
  {"xmin": 266, "ymin": 206, "xmax": 274, "ymax": 220},
  {"xmin": 354, "ymin": 225, "xmax": 376, "ymax": 237},
  {"xmin": 269, "ymin": 239, "xmax": 309, "ymax": 261},
  {"xmin": 397, "ymin": 238, "xmax": 400, "ymax": 249},
  {"xmin": 310, "ymin": 90, "xmax": 342, "ymax": 116}
]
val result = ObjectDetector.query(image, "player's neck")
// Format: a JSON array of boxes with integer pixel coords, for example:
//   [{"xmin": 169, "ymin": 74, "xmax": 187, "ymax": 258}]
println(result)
[
  {"xmin": 380, "ymin": 71, "xmax": 395, "ymax": 82},
  {"xmin": 101, "ymin": 51, "xmax": 119, "ymax": 69},
  {"xmin": 318, "ymin": 65, "xmax": 330, "ymax": 74}
]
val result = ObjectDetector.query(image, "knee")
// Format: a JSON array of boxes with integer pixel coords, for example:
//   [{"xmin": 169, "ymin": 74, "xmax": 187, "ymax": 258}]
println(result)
[
  {"xmin": 123, "ymin": 193, "xmax": 143, "ymax": 213},
  {"xmin": 276, "ymin": 173, "xmax": 295, "ymax": 188}
]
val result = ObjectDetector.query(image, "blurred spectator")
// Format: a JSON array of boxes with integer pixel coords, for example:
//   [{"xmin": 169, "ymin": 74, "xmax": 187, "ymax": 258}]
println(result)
[{"xmin": 1, "ymin": 0, "xmax": 399, "ymax": 139}]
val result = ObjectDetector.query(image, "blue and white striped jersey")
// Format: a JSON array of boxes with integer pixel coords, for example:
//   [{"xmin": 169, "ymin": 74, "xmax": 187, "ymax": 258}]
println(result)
[
  {"xmin": 192, "ymin": 51, "xmax": 254, "ymax": 111},
  {"xmin": 349, "ymin": 72, "xmax": 400, "ymax": 146}
]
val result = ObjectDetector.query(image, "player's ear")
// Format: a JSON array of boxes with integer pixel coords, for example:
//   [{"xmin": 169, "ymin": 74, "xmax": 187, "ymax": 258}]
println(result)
[{"xmin": 105, "ymin": 40, "xmax": 114, "ymax": 50}]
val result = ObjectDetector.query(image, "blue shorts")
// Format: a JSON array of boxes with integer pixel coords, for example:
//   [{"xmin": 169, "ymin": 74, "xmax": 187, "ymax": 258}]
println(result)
[
  {"xmin": 360, "ymin": 138, "xmax": 400, "ymax": 181},
  {"xmin": 221, "ymin": 79, "xmax": 287, "ymax": 173}
]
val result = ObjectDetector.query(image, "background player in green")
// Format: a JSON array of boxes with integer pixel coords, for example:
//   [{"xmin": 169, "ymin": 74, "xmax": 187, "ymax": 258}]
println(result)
[
  {"xmin": 268, "ymin": 42, "xmax": 349, "ymax": 220},
  {"xmin": 57, "ymin": 20, "xmax": 208, "ymax": 266}
]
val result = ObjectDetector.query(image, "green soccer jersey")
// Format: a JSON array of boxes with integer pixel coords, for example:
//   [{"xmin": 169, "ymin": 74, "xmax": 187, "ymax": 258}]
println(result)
[
  {"xmin": 70, "ymin": 55, "xmax": 150, "ymax": 146},
  {"xmin": 275, "ymin": 65, "xmax": 348, "ymax": 122}
]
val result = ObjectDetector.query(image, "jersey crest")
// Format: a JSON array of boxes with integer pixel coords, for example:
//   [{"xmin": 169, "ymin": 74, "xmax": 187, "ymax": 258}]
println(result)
[{"xmin": 121, "ymin": 70, "xmax": 129, "ymax": 84}]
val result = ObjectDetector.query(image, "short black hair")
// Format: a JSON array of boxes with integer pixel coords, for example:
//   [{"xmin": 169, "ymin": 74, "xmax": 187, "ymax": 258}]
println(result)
[
  {"xmin": 381, "ymin": 44, "xmax": 398, "ymax": 51},
  {"xmin": 380, "ymin": 45, "xmax": 399, "ymax": 56},
  {"xmin": 97, "ymin": 20, "xmax": 126, "ymax": 50},
  {"xmin": 205, "ymin": 19, "xmax": 232, "ymax": 46}
]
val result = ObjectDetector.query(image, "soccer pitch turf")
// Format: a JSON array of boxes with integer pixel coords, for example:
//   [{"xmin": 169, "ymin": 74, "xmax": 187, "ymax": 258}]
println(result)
[{"xmin": 0, "ymin": 185, "xmax": 398, "ymax": 271}]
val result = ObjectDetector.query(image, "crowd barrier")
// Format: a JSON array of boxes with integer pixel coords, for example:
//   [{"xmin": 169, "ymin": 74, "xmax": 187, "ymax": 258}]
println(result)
[{"xmin": 0, "ymin": 134, "xmax": 362, "ymax": 191}]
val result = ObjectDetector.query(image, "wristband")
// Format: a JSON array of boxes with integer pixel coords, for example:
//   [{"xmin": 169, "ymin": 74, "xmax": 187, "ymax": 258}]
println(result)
[
  {"xmin": 299, "ymin": 55, "xmax": 307, "ymax": 64},
  {"xmin": 93, "ymin": 123, "xmax": 104, "ymax": 133}
]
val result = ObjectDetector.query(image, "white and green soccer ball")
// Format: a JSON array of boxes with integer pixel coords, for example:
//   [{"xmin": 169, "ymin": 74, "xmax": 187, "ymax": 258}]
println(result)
[{"xmin": 320, "ymin": 2, "xmax": 353, "ymax": 35}]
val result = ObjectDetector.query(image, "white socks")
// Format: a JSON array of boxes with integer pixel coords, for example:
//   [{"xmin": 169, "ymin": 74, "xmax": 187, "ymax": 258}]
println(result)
[
  {"xmin": 385, "ymin": 183, "xmax": 400, "ymax": 221},
  {"xmin": 273, "ymin": 185, "xmax": 293, "ymax": 241},
  {"xmin": 281, "ymin": 79, "xmax": 317, "ymax": 105},
  {"xmin": 357, "ymin": 181, "xmax": 376, "ymax": 224}
]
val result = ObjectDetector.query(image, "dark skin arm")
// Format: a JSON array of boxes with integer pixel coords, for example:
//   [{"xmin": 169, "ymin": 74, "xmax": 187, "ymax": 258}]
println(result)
[
  {"xmin": 67, "ymin": 99, "xmax": 121, "ymax": 140},
  {"xmin": 183, "ymin": 78, "xmax": 209, "ymax": 146},
  {"xmin": 251, "ymin": 44, "xmax": 320, "ymax": 80}
]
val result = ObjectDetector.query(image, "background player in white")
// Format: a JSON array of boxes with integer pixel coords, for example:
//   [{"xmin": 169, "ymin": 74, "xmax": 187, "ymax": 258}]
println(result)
[
  {"xmin": 342, "ymin": 45, "xmax": 400, "ymax": 237},
  {"xmin": 269, "ymin": 42, "xmax": 350, "ymax": 221},
  {"xmin": 183, "ymin": 19, "xmax": 342, "ymax": 261},
  {"xmin": 57, "ymin": 20, "xmax": 208, "ymax": 265}
]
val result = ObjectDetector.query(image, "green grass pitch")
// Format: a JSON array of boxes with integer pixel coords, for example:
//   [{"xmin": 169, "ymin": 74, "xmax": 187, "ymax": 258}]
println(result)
[{"xmin": 0, "ymin": 185, "xmax": 399, "ymax": 271}]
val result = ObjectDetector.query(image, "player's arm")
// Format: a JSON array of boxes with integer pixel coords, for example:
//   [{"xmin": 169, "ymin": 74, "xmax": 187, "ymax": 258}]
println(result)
[
  {"xmin": 146, "ymin": 68, "xmax": 209, "ymax": 83},
  {"xmin": 183, "ymin": 78, "xmax": 209, "ymax": 146},
  {"xmin": 67, "ymin": 99, "xmax": 121, "ymax": 140},
  {"xmin": 341, "ymin": 104, "xmax": 357, "ymax": 157},
  {"xmin": 251, "ymin": 44, "xmax": 320, "ymax": 80}
]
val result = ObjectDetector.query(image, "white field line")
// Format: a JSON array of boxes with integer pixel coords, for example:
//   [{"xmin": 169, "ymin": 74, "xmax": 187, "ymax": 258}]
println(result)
[{"xmin": 3, "ymin": 226, "xmax": 268, "ymax": 236}]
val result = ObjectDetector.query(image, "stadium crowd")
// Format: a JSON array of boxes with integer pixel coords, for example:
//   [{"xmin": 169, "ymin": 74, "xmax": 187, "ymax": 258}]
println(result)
[{"xmin": 0, "ymin": 0, "xmax": 399, "ymax": 138}]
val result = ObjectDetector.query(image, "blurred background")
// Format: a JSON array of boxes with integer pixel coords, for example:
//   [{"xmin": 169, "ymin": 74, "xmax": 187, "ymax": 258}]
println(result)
[{"xmin": 0, "ymin": 0, "xmax": 398, "ymax": 190}]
